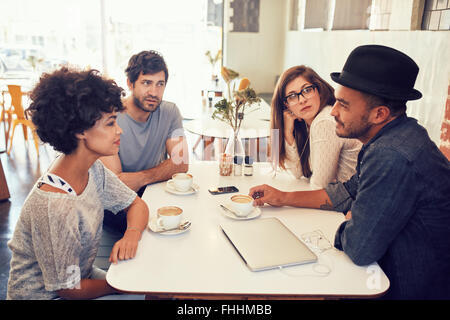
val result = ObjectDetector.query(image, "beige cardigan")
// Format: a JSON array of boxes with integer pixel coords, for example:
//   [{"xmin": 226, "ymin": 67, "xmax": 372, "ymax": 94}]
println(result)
[{"xmin": 284, "ymin": 106, "xmax": 362, "ymax": 189}]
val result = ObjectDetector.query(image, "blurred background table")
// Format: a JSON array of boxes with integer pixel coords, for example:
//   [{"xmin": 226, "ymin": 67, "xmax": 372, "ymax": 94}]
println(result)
[{"xmin": 184, "ymin": 100, "xmax": 271, "ymax": 161}]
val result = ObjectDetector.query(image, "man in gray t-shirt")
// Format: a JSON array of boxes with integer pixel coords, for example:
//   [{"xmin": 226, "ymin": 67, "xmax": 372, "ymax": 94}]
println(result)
[
  {"xmin": 116, "ymin": 100, "xmax": 185, "ymax": 174},
  {"xmin": 101, "ymin": 50, "xmax": 188, "ymax": 233}
]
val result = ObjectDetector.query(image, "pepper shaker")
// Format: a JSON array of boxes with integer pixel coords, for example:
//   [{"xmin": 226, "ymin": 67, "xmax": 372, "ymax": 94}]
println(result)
[{"xmin": 244, "ymin": 156, "xmax": 253, "ymax": 176}]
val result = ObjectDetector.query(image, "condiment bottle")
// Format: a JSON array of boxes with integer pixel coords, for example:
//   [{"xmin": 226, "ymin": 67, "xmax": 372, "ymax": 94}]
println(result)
[
  {"xmin": 244, "ymin": 156, "xmax": 253, "ymax": 176},
  {"xmin": 233, "ymin": 155, "xmax": 243, "ymax": 176},
  {"xmin": 201, "ymin": 90, "xmax": 207, "ymax": 110}
]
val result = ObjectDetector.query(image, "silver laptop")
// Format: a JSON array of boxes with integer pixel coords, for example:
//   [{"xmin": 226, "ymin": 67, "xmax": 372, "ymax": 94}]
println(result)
[{"xmin": 221, "ymin": 217, "xmax": 317, "ymax": 271}]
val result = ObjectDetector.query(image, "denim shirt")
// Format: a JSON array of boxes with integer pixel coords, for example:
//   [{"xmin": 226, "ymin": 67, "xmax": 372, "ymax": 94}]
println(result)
[{"xmin": 325, "ymin": 114, "xmax": 450, "ymax": 299}]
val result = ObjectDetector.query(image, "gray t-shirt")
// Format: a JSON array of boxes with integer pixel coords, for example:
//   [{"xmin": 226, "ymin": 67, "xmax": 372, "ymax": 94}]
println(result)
[
  {"xmin": 117, "ymin": 101, "xmax": 185, "ymax": 173},
  {"xmin": 7, "ymin": 160, "xmax": 137, "ymax": 300}
]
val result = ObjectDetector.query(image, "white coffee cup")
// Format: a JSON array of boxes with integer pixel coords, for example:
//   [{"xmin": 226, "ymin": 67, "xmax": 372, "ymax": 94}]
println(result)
[
  {"xmin": 171, "ymin": 173, "xmax": 193, "ymax": 192},
  {"xmin": 157, "ymin": 206, "xmax": 183, "ymax": 229},
  {"xmin": 230, "ymin": 194, "xmax": 254, "ymax": 217}
]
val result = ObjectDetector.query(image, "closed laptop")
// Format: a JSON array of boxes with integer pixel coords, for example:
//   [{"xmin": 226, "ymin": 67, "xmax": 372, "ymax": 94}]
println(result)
[{"xmin": 221, "ymin": 217, "xmax": 317, "ymax": 271}]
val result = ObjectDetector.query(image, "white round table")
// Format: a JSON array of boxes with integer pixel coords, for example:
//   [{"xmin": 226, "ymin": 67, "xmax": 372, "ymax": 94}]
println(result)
[
  {"xmin": 184, "ymin": 100, "xmax": 271, "ymax": 160},
  {"xmin": 184, "ymin": 117, "xmax": 270, "ymax": 139}
]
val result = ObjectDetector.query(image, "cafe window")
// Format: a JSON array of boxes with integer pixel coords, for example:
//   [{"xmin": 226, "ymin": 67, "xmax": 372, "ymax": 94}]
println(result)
[
  {"xmin": 422, "ymin": 0, "xmax": 450, "ymax": 30},
  {"xmin": 289, "ymin": 0, "xmax": 300, "ymax": 30},
  {"xmin": 304, "ymin": 0, "xmax": 333, "ymax": 30},
  {"xmin": 0, "ymin": 0, "xmax": 102, "ymax": 84},
  {"xmin": 229, "ymin": 0, "xmax": 260, "ymax": 32},
  {"xmin": 291, "ymin": 0, "xmax": 371, "ymax": 31},
  {"xmin": 0, "ymin": 0, "xmax": 223, "ymax": 118},
  {"xmin": 289, "ymin": 0, "xmax": 449, "ymax": 32},
  {"xmin": 207, "ymin": 0, "xmax": 224, "ymax": 27},
  {"xmin": 369, "ymin": 0, "xmax": 393, "ymax": 30},
  {"xmin": 290, "ymin": 0, "xmax": 334, "ymax": 31},
  {"xmin": 332, "ymin": 0, "xmax": 372, "ymax": 30}
]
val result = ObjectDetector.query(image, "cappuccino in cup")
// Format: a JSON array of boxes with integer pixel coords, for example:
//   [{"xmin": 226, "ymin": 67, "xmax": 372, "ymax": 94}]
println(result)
[
  {"xmin": 230, "ymin": 194, "xmax": 254, "ymax": 217},
  {"xmin": 171, "ymin": 173, "xmax": 193, "ymax": 192},
  {"xmin": 157, "ymin": 206, "xmax": 183, "ymax": 229}
]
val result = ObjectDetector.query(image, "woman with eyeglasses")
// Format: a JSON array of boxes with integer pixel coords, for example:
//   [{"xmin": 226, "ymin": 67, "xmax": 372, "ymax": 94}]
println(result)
[{"xmin": 271, "ymin": 65, "xmax": 361, "ymax": 189}]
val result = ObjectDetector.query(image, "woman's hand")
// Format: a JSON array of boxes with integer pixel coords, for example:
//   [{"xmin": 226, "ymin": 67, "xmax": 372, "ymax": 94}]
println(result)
[
  {"xmin": 283, "ymin": 109, "xmax": 298, "ymax": 145},
  {"xmin": 109, "ymin": 228, "xmax": 142, "ymax": 264},
  {"xmin": 109, "ymin": 197, "xmax": 149, "ymax": 264}
]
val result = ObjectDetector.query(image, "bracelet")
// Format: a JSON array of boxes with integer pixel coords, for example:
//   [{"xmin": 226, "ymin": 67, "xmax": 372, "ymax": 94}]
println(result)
[{"xmin": 126, "ymin": 227, "xmax": 142, "ymax": 233}]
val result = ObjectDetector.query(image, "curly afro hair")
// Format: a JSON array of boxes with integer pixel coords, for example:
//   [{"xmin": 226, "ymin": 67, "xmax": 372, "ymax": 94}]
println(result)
[
  {"xmin": 26, "ymin": 67, "xmax": 125, "ymax": 154},
  {"xmin": 125, "ymin": 50, "xmax": 168, "ymax": 85}
]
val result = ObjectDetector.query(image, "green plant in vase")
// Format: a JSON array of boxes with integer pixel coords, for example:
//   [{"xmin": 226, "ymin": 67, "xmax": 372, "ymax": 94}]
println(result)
[{"xmin": 212, "ymin": 66, "xmax": 261, "ymax": 158}]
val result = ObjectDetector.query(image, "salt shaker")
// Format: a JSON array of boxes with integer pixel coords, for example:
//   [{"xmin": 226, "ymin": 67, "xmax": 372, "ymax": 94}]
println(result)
[
  {"xmin": 244, "ymin": 156, "xmax": 253, "ymax": 176},
  {"xmin": 233, "ymin": 155, "xmax": 243, "ymax": 176}
]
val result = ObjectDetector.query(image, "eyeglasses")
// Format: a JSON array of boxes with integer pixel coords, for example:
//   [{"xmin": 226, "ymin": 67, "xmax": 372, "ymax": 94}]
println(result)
[{"xmin": 284, "ymin": 85, "xmax": 317, "ymax": 106}]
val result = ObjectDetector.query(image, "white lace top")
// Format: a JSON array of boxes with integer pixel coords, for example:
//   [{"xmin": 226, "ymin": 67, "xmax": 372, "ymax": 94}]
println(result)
[{"xmin": 284, "ymin": 106, "xmax": 362, "ymax": 189}]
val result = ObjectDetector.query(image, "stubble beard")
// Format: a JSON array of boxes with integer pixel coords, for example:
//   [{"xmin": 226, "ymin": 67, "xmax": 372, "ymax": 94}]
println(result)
[
  {"xmin": 133, "ymin": 94, "xmax": 161, "ymax": 113},
  {"xmin": 335, "ymin": 114, "xmax": 372, "ymax": 140}
]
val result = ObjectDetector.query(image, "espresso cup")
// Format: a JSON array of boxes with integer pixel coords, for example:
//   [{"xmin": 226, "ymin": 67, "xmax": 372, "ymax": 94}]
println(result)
[
  {"xmin": 171, "ymin": 173, "xmax": 193, "ymax": 192},
  {"xmin": 230, "ymin": 194, "xmax": 254, "ymax": 217},
  {"xmin": 157, "ymin": 206, "xmax": 183, "ymax": 229}
]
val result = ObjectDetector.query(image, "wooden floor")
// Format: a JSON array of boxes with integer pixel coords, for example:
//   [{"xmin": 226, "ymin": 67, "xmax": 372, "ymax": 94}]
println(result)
[
  {"xmin": 0, "ymin": 110, "xmax": 271, "ymax": 299},
  {"xmin": 0, "ymin": 134, "xmax": 55, "ymax": 300}
]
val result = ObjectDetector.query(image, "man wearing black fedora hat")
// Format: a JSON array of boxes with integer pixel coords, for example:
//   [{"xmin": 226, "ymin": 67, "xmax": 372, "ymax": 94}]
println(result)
[{"xmin": 250, "ymin": 45, "xmax": 450, "ymax": 299}]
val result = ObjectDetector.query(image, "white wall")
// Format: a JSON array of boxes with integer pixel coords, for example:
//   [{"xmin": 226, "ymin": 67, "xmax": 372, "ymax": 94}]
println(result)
[
  {"xmin": 283, "ymin": 30, "xmax": 450, "ymax": 144},
  {"xmin": 223, "ymin": 0, "xmax": 286, "ymax": 93}
]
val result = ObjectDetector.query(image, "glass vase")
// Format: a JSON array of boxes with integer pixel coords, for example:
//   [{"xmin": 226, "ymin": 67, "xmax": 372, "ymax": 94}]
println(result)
[
  {"xmin": 224, "ymin": 129, "xmax": 245, "ymax": 158},
  {"xmin": 219, "ymin": 129, "xmax": 245, "ymax": 176}
]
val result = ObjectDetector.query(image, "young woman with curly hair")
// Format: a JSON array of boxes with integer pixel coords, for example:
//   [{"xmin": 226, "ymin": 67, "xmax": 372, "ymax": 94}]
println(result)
[
  {"xmin": 271, "ymin": 65, "xmax": 362, "ymax": 189},
  {"xmin": 7, "ymin": 68, "xmax": 149, "ymax": 300}
]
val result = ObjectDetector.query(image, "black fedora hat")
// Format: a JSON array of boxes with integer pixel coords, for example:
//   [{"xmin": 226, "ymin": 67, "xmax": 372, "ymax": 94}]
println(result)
[{"xmin": 330, "ymin": 45, "xmax": 422, "ymax": 101}]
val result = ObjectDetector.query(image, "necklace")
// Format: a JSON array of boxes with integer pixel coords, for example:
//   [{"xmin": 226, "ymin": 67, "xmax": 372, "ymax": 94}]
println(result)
[
  {"xmin": 298, "ymin": 133, "xmax": 310, "ymax": 159},
  {"xmin": 295, "ymin": 123, "xmax": 310, "ymax": 159}
]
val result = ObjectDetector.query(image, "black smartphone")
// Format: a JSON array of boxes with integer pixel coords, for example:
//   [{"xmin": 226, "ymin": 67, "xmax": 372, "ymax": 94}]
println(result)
[{"xmin": 208, "ymin": 186, "xmax": 239, "ymax": 195}]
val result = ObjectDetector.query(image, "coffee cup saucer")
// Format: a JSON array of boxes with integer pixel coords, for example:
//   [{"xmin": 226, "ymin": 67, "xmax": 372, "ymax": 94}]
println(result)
[
  {"xmin": 148, "ymin": 217, "xmax": 191, "ymax": 235},
  {"xmin": 165, "ymin": 180, "xmax": 199, "ymax": 195},
  {"xmin": 220, "ymin": 202, "xmax": 261, "ymax": 220}
]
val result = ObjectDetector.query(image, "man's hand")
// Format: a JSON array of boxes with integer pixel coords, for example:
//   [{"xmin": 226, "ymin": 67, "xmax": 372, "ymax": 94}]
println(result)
[
  {"xmin": 249, "ymin": 185, "xmax": 333, "ymax": 211},
  {"xmin": 345, "ymin": 211, "xmax": 352, "ymax": 220},
  {"xmin": 249, "ymin": 184, "xmax": 287, "ymax": 207},
  {"xmin": 100, "ymin": 136, "xmax": 189, "ymax": 191}
]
